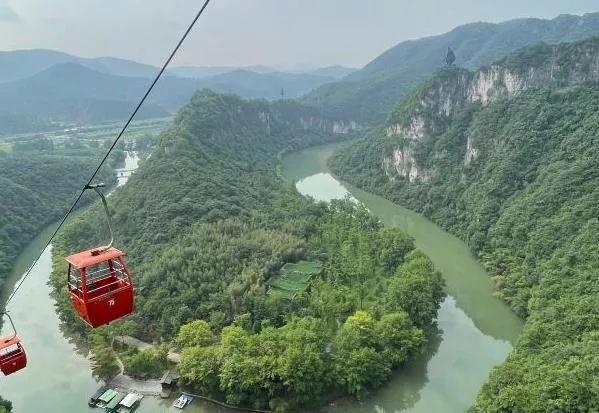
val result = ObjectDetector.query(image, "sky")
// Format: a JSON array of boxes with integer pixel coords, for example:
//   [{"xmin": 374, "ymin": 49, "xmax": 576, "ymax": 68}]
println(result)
[{"xmin": 0, "ymin": 0, "xmax": 598, "ymax": 69}]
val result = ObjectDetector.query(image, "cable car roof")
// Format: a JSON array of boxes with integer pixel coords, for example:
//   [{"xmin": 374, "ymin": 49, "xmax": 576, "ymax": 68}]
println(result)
[
  {"xmin": 66, "ymin": 247, "xmax": 125, "ymax": 269},
  {"xmin": 0, "ymin": 337, "xmax": 20, "ymax": 349}
]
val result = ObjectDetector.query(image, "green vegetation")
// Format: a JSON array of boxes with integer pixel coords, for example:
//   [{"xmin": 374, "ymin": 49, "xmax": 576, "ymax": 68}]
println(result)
[
  {"xmin": 303, "ymin": 12, "xmax": 599, "ymax": 124},
  {"xmin": 176, "ymin": 239, "xmax": 440, "ymax": 411},
  {"xmin": 0, "ymin": 151, "xmax": 115, "ymax": 293},
  {"xmin": 122, "ymin": 345, "xmax": 169, "ymax": 379},
  {"xmin": 267, "ymin": 261, "xmax": 321, "ymax": 297},
  {"xmin": 0, "ymin": 397, "xmax": 11, "ymax": 413},
  {"xmin": 89, "ymin": 333, "xmax": 120, "ymax": 383},
  {"xmin": 330, "ymin": 51, "xmax": 599, "ymax": 410},
  {"xmin": 49, "ymin": 90, "xmax": 443, "ymax": 411}
]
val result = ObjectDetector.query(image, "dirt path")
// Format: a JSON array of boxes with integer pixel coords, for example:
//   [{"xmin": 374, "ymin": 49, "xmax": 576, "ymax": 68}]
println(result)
[
  {"xmin": 109, "ymin": 373, "xmax": 162, "ymax": 396},
  {"xmin": 109, "ymin": 347, "xmax": 162, "ymax": 396},
  {"xmin": 114, "ymin": 335, "xmax": 181, "ymax": 363},
  {"xmin": 115, "ymin": 335, "xmax": 152, "ymax": 350}
]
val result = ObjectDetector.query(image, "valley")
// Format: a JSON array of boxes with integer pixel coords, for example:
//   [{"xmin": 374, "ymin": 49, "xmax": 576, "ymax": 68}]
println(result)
[
  {"xmin": 0, "ymin": 141, "xmax": 520, "ymax": 413},
  {"xmin": 2, "ymin": 6, "xmax": 599, "ymax": 413}
]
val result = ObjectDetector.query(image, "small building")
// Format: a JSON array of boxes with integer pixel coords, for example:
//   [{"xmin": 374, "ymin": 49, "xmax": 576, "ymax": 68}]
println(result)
[
  {"xmin": 117, "ymin": 393, "xmax": 143, "ymax": 413},
  {"xmin": 96, "ymin": 389, "xmax": 119, "ymax": 408},
  {"xmin": 89, "ymin": 386, "xmax": 108, "ymax": 407},
  {"xmin": 105, "ymin": 392, "xmax": 126, "ymax": 412},
  {"xmin": 160, "ymin": 371, "xmax": 180, "ymax": 398}
]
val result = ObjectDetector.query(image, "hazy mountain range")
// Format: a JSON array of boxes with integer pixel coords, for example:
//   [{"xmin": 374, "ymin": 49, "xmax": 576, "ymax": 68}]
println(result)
[
  {"xmin": 0, "ymin": 50, "xmax": 356, "ymax": 126},
  {"xmin": 3, "ymin": 11, "xmax": 599, "ymax": 129}
]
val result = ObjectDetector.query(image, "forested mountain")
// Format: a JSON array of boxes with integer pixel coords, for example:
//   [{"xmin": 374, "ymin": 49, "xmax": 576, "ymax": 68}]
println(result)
[
  {"xmin": 329, "ymin": 35, "xmax": 599, "ymax": 411},
  {"xmin": 0, "ymin": 63, "xmax": 197, "ymax": 122},
  {"xmin": 0, "ymin": 151, "xmax": 116, "ymax": 296},
  {"xmin": 0, "ymin": 63, "xmax": 338, "ymax": 125},
  {"xmin": 304, "ymin": 12, "xmax": 599, "ymax": 124},
  {"xmin": 48, "ymin": 90, "xmax": 445, "ymax": 411}
]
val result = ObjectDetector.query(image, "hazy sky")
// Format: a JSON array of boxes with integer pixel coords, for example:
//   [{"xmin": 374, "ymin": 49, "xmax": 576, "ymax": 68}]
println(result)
[{"xmin": 0, "ymin": 0, "xmax": 597, "ymax": 68}]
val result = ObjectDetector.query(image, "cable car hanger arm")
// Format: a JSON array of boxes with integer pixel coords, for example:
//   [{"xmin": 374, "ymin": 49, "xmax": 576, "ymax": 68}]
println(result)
[
  {"xmin": 85, "ymin": 183, "xmax": 113, "ymax": 254},
  {"xmin": 2, "ymin": 312, "xmax": 18, "ymax": 340}
]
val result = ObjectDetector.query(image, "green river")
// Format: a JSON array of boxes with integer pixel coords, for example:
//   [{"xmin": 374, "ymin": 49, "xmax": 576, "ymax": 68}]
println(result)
[{"xmin": 0, "ymin": 143, "xmax": 523, "ymax": 412}]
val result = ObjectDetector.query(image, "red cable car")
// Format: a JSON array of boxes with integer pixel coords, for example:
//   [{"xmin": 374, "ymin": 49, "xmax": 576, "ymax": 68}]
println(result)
[
  {"xmin": 0, "ymin": 312, "xmax": 27, "ymax": 376},
  {"xmin": 66, "ymin": 184, "xmax": 134, "ymax": 328}
]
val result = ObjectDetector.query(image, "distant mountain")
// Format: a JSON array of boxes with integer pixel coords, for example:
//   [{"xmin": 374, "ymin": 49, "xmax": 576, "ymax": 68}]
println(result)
[
  {"xmin": 78, "ymin": 57, "xmax": 161, "ymax": 78},
  {"xmin": 0, "ymin": 49, "xmax": 79, "ymax": 83},
  {"xmin": 0, "ymin": 62, "xmax": 338, "ymax": 124},
  {"xmin": 197, "ymin": 69, "xmax": 335, "ymax": 99},
  {"xmin": 167, "ymin": 66, "xmax": 239, "ymax": 78},
  {"xmin": 309, "ymin": 65, "xmax": 357, "ymax": 79},
  {"xmin": 0, "ymin": 49, "xmax": 162, "ymax": 83},
  {"xmin": 304, "ymin": 12, "xmax": 599, "ymax": 124},
  {"xmin": 169, "ymin": 65, "xmax": 357, "ymax": 80},
  {"xmin": 0, "ymin": 63, "xmax": 197, "ymax": 122}
]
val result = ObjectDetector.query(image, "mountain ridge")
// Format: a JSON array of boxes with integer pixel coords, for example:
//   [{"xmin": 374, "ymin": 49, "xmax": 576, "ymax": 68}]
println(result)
[
  {"xmin": 0, "ymin": 62, "xmax": 343, "ymax": 126},
  {"xmin": 304, "ymin": 11, "xmax": 599, "ymax": 124}
]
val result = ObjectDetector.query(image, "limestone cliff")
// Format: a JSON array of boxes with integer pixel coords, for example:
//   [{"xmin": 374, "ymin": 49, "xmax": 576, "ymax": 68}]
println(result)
[{"xmin": 383, "ymin": 36, "xmax": 599, "ymax": 182}]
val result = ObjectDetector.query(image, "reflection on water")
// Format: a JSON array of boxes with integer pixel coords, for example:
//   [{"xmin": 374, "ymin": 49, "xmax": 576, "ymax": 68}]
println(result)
[{"xmin": 296, "ymin": 172, "xmax": 355, "ymax": 202}]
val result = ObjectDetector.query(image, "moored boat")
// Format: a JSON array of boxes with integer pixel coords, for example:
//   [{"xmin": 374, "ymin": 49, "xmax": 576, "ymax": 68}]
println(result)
[
  {"xmin": 173, "ymin": 394, "xmax": 193, "ymax": 409},
  {"xmin": 105, "ymin": 392, "xmax": 126, "ymax": 412},
  {"xmin": 117, "ymin": 393, "xmax": 143, "ymax": 413},
  {"xmin": 89, "ymin": 386, "xmax": 108, "ymax": 407},
  {"xmin": 96, "ymin": 389, "xmax": 119, "ymax": 409}
]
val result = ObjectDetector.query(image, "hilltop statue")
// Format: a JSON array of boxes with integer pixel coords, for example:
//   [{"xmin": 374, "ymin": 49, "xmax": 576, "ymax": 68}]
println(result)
[{"xmin": 445, "ymin": 46, "xmax": 456, "ymax": 66}]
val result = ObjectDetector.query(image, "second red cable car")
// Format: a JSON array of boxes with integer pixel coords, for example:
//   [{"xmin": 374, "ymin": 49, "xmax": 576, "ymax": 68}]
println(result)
[
  {"xmin": 0, "ymin": 312, "xmax": 27, "ymax": 376},
  {"xmin": 66, "ymin": 184, "xmax": 134, "ymax": 328}
]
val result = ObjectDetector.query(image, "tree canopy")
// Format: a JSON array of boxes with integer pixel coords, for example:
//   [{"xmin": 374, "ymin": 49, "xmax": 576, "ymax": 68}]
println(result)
[{"xmin": 49, "ymin": 90, "xmax": 443, "ymax": 411}]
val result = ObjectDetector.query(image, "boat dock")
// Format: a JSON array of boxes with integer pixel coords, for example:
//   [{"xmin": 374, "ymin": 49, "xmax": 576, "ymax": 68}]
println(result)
[{"xmin": 89, "ymin": 387, "xmax": 144, "ymax": 412}]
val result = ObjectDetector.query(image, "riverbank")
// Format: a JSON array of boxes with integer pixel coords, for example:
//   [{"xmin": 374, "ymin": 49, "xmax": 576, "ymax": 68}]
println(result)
[
  {"xmin": 1, "ymin": 142, "xmax": 522, "ymax": 413},
  {"xmin": 282, "ymin": 142, "xmax": 523, "ymax": 413}
]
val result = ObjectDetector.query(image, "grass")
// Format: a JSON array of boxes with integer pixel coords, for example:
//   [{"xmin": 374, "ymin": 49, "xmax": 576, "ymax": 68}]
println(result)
[
  {"xmin": 268, "ymin": 261, "xmax": 322, "ymax": 297},
  {"xmin": 0, "ymin": 143, "xmax": 11, "ymax": 152}
]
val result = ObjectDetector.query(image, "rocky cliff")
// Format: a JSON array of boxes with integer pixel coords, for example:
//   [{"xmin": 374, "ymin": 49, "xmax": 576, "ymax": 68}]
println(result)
[{"xmin": 383, "ymin": 36, "xmax": 599, "ymax": 182}]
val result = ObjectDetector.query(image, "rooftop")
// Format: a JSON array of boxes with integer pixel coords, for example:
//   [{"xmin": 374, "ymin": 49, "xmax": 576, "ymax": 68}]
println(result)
[
  {"xmin": 66, "ymin": 247, "xmax": 125, "ymax": 269},
  {"xmin": 160, "ymin": 370, "xmax": 180, "ymax": 385},
  {"xmin": 98, "ymin": 389, "xmax": 119, "ymax": 403},
  {"xmin": 120, "ymin": 393, "xmax": 143, "ymax": 408}
]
